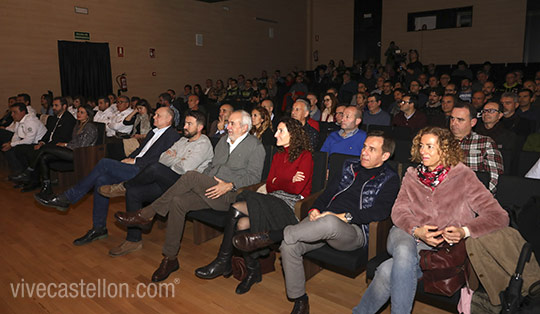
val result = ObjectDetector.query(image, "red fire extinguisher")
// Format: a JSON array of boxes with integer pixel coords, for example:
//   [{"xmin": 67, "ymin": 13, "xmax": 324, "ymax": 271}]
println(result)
[{"xmin": 116, "ymin": 73, "xmax": 128, "ymax": 93}]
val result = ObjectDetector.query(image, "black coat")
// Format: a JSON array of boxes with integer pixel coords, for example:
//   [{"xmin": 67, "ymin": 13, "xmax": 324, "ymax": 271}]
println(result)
[
  {"xmin": 129, "ymin": 126, "xmax": 181, "ymax": 169},
  {"xmin": 41, "ymin": 112, "xmax": 76, "ymax": 144}
]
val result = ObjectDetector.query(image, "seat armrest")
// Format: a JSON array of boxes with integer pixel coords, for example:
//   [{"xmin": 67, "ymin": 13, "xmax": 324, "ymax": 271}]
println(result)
[
  {"xmin": 295, "ymin": 191, "xmax": 324, "ymax": 219},
  {"xmin": 238, "ymin": 182, "xmax": 265, "ymax": 193},
  {"xmin": 73, "ymin": 144, "xmax": 106, "ymax": 180},
  {"xmin": 368, "ymin": 217, "xmax": 393, "ymax": 260}
]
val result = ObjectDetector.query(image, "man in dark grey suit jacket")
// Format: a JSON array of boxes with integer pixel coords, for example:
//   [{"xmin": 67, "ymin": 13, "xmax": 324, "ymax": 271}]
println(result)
[{"xmin": 115, "ymin": 110, "xmax": 266, "ymax": 282}]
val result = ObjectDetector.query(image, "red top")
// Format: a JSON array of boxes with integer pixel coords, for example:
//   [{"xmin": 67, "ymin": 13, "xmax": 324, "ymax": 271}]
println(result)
[
  {"xmin": 266, "ymin": 147, "xmax": 313, "ymax": 198},
  {"xmin": 307, "ymin": 118, "xmax": 320, "ymax": 131}
]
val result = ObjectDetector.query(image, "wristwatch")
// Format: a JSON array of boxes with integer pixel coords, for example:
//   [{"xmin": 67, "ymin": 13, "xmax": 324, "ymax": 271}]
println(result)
[{"xmin": 344, "ymin": 212, "xmax": 353, "ymax": 224}]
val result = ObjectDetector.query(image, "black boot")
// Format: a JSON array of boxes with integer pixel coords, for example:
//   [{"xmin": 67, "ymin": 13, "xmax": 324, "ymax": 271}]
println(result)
[
  {"xmin": 194, "ymin": 207, "xmax": 245, "ymax": 279},
  {"xmin": 235, "ymin": 252, "xmax": 262, "ymax": 294},
  {"xmin": 34, "ymin": 179, "xmax": 53, "ymax": 199},
  {"xmin": 10, "ymin": 168, "xmax": 32, "ymax": 183}
]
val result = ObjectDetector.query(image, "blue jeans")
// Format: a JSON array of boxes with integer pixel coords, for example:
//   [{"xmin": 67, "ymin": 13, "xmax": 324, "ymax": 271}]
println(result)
[
  {"xmin": 63, "ymin": 158, "xmax": 140, "ymax": 229},
  {"xmin": 353, "ymin": 226, "xmax": 430, "ymax": 314}
]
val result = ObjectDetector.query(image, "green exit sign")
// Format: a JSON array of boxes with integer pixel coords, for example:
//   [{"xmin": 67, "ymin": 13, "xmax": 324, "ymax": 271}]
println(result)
[{"xmin": 74, "ymin": 31, "xmax": 90, "ymax": 40}]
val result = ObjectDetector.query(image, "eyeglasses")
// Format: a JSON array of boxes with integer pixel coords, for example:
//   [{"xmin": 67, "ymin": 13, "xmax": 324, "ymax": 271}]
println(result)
[
  {"xmin": 399, "ymin": 100, "xmax": 412, "ymax": 105},
  {"xmin": 481, "ymin": 109, "xmax": 500, "ymax": 114}
]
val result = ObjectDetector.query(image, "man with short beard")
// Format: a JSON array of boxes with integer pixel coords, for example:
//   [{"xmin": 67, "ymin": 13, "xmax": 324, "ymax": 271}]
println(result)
[
  {"xmin": 99, "ymin": 110, "xmax": 214, "ymax": 257},
  {"xmin": 482, "ymin": 81, "xmax": 499, "ymax": 103}
]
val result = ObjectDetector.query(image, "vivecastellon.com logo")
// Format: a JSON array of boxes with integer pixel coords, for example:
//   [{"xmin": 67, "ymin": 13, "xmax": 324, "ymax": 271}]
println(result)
[{"xmin": 10, "ymin": 278, "xmax": 177, "ymax": 298}]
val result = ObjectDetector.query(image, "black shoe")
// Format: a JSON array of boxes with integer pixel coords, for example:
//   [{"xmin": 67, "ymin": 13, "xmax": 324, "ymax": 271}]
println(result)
[
  {"xmin": 195, "ymin": 256, "xmax": 232, "ymax": 279},
  {"xmin": 73, "ymin": 228, "xmax": 108, "ymax": 246},
  {"xmin": 291, "ymin": 295, "xmax": 309, "ymax": 314},
  {"xmin": 10, "ymin": 171, "xmax": 31, "ymax": 183},
  {"xmin": 235, "ymin": 256, "xmax": 261, "ymax": 294},
  {"xmin": 21, "ymin": 181, "xmax": 40, "ymax": 193},
  {"xmin": 34, "ymin": 180, "xmax": 53, "ymax": 199},
  {"xmin": 34, "ymin": 193, "xmax": 70, "ymax": 212}
]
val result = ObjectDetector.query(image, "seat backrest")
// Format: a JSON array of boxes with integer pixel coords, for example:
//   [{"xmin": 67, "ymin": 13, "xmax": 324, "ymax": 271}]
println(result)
[
  {"xmin": 261, "ymin": 145, "xmax": 277, "ymax": 181},
  {"xmin": 496, "ymin": 174, "xmax": 540, "ymax": 209},
  {"xmin": 328, "ymin": 153, "xmax": 359, "ymax": 183},
  {"xmin": 393, "ymin": 138, "xmax": 413, "ymax": 163},
  {"xmin": 311, "ymin": 151, "xmax": 328, "ymax": 193},
  {"xmin": 517, "ymin": 151, "xmax": 540, "ymax": 177},
  {"xmin": 474, "ymin": 171, "xmax": 491, "ymax": 190},
  {"xmin": 94, "ymin": 122, "xmax": 106, "ymax": 145}
]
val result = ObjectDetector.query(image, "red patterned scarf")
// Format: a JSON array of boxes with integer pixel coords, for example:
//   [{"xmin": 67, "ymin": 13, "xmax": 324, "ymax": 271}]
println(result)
[{"xmin": 417, "ymin": 164, "xmax": 450, "ymax": 190}]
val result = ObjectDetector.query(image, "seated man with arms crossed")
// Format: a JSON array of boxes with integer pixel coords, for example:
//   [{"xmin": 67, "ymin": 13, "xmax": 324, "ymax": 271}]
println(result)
[
  {"xmin": 99, "ymin": 110, "xmax": 214, "ymax": 256},
  {"xmin": 114, "ymin": 110, "xmax": 266, "ymax": 282},
  {"xmin": 233, "ymin": 130, "xmax": 400, "ymax": 313}
]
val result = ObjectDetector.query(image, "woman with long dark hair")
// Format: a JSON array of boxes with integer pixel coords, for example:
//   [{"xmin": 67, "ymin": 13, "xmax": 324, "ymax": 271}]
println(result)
[
  {"xmin": 195, "ymin": 117, "xmax": 313, "ymax": 295},
  {"xmin": 32, "ymin": 105, "xmax": 98, "ymax": 198},
  {"xmin": 250, "ymin": 106, "xmax": 275, "ymax": 146}
]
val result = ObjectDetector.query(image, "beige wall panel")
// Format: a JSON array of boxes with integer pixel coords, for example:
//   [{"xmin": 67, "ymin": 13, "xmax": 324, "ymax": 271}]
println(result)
[
  {"xmin": 381, "ymin": 0, "xmax": 527, "ymax": 66},
  {"xmin": 0, "ymin": 0, "xmax": 308, "ymax": 108},
  {"xmin": 310, "ymin": 0, "xmax": 354, "ymax": 68}
]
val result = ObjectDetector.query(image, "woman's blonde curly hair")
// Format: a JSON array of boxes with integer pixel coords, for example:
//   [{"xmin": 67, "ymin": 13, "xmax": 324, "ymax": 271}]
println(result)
[{"xmin": 410, "ymin": 126, "xmax": 463, "ymax": 168}]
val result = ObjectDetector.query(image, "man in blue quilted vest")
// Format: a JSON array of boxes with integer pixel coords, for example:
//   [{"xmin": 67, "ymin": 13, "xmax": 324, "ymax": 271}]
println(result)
[{"xmin": 233, "ymin": 130, "xmax": 400, "ymax": 314}]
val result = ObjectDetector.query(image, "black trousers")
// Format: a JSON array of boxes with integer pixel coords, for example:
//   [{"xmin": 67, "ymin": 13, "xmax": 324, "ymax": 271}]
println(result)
[
  {"xmin": 124, "ymin": 162, "xmax": 180, "ymax": 242},
  {"xmin": 33, "ymin": 145, "xmax": 73, "ymax": 181}
]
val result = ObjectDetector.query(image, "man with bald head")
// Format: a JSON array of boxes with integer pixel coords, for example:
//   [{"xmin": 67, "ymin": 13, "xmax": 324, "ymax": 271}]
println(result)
[
  {"xmin": 475, "ymin": 102, "xmax": 517, "ymax": 150},
  {"xmin": 291, "ymin": 99, "xmax": 319, "ymax": 148},
  {"xmin": 115, "ymin": 110, "xmax": 265, "ymax": 282},
  {"xmin": 36, "ymin": 106, "xmax": 181, "ymax": 245},
  {"xmin": 209, "ymin": 103, "xmax": 234, "ymax": 138}
]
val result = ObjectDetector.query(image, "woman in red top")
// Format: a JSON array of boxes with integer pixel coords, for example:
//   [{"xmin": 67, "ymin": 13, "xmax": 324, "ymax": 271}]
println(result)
[{"xmin": 195, "ymin": 117, "xmax": 313, "ymax": 294}]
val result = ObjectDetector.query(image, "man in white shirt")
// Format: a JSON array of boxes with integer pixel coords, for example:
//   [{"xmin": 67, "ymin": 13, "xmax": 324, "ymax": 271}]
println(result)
[
  {"xmin": 2, "ymin": 102, "xmax": 46, "ymax": 174},
  {"xmin": 105, "ymin": 95, "xmax": 133, "ymax": 137},
  {"xmin": 93, "ymin": 96, "xmax": 115, "ymax": 126}
]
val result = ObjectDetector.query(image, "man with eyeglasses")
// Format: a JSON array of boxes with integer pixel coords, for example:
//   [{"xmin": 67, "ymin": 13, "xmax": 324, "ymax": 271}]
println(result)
[
  {"xmin": 392, "ymin": 94, "xmax": 427, "ymax": 131},
  {"xmin": 450, "ymin": 102, "xmax": 503, "ymax": 194},
  {"xmin": 105, "ymin": 95, "xmax": 134, "ymax": 137},
  {"xmin": 444, "ymin": 83, "xmax": 458, "ymax": 96},
  {"xmin": 475, "ymin": 102, "xmax": 517, "ymax": 150}
]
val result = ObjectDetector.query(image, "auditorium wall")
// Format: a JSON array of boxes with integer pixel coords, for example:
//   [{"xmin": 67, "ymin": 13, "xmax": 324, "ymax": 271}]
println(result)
[{"xmin": 381, "ymin": 0, "xmax": 527, "ymax": 66}]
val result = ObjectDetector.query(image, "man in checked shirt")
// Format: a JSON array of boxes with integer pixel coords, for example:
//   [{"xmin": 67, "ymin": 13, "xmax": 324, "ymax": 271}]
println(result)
[{"xmin": 450, "ymin": 101, "xmax": 503, "ymax": 193}]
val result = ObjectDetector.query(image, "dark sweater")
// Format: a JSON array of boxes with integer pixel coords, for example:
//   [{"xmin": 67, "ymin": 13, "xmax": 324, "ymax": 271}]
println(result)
[{"xmin": 312, "ymin": 163, "xmax": 400, "ymax": 225}]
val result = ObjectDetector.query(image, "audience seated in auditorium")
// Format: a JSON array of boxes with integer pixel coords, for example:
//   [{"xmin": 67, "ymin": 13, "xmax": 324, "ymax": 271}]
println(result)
[
  {"xmin": 320, "ymin": 93, "xmax": 338, "ymax": 123},
  {"xmin": 501, "ymin": 92, "xmax": 534, "ymax": 137},
  {"xmin": 306, "ymin": 92, "xmax": 321, "ymax": 121},
  {"xmin": 114, "ymin": 110, "xmax": 265, "ymax": 282},
  {"xmin": 449, "ymin": 102, "xmax": 503, "ymax": 193},
  {"xmin": 291, "ymin": 99, "xmax": 319, "ymax": 149},
  {"xmin": 363, "ymin": 94, "xmax": 391, "ymax": 126},
  {"xmin": 98, "ymin": 110, "xmax": 214, "ymax": 257},
  {"xmin": 475, "ymin": 102, "xmax": 517, "ymax": 151},
  {"xmin": 16, "ymin": 93, "xmax": 37, "ymax": 116},
  {"xmin": 250, "ymin": 105, "xmax": 275, "ymax": 146},
  {"xmin": 320, "ymin": 106, "xmax": 366, "ymax": 156},
  {"xmin": 2, "ymin": 102, "xmax": 47, "ymax": 175},
  {"xmin": 235, "ymin": 130, "xmax": 399, "ymax": 314},
  {"xmin": 93, "ymin": 97, "xmax": 114, "ymax": 126},
  {"xmin": 208, "ymin": 104, "xmax": 233, "ymax": 139},
  {"xmin": 10, "ymin": 96, "xmax": 76, "ymax": 191},
  {"xmin": 196, "ymin": 117, "xmax": 313, "ymax": 295},
  {"xmin": 158, "ymin": 93, "xmax": 181, "ymax": 129},
  {"xmin": 355, "ymin": 127, "xmax": 507, "ymax": 314},
  {"xmin": 104, "ymin": 95, "xmax": 134, "ymax": 137},
  {"xmin": 30, "ymin": 105, "xmax": 97, "ymax": 198},
  {"xmin": 391, "ymin": 94, "xmax": 427, "ymax": 131},
  {"xmin": 35, "ymin": 107, "xmax": 180, "ymax": 246}
]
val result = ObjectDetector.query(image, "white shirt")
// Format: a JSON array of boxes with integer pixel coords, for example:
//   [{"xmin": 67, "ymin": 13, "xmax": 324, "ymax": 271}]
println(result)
[
  {"xmin": 68, "ymin": 106, "xmax": 77, "ymax": 118},
  {"xmin": 106, "ymin": 107, "xmax": 134, "ymax": 137},
  {"xmin": 94, "ymin": 107, "xmax": 115, "ymax": 126},
  {"xmin": 135, "ymin": 126, "xmax": 170, "ymax": 159},
  {"xmin": 227, "ymin": 131, "xmax": 249, "ymax": 154},
  {"xmin": 26, "ymin": 105, "xmax": 36, "ymax": 116},
  {"xmin": 11, "ymin": 113, "xmax": 47, "ymax": 146},
  {"xmin": 525, "ymin": 158, "xmax": 540, "ymax": 179}
]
